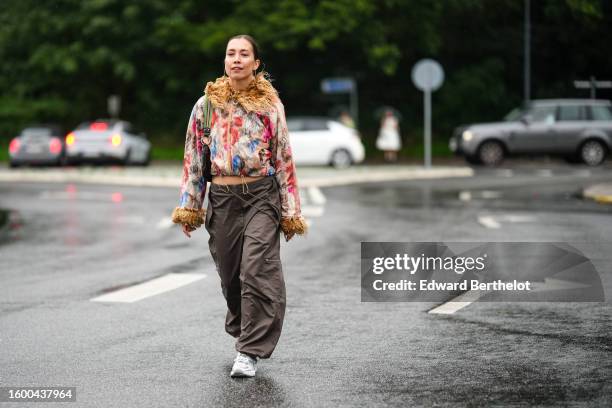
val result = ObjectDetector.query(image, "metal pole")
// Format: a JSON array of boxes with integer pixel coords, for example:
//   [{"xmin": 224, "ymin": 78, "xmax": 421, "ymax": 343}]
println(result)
[
  {"xmin": 524, "ymin": 0, "xmax": 531, "ymax": 103},
  {"xmin": 590, "ymin": 76, "xmax": 596, "ymax": 99},
  {"xmin": 350, "ymin": 85, "xmax": 359, "ymax": 127},
  {"xmin": 424, "ymin": 89, "xmax": 431, "ymax": 168}
]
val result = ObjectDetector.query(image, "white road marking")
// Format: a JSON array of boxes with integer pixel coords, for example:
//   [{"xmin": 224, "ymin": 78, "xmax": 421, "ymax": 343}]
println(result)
[
  {"xmin": 497, "ymin": 169, "xmax": 513, "ymax": 177},
  {"xmin": 90, "ymin": 273, "xmax": 206, "ymax": 303},
  {"xmin": 308, "ymin": 186, "xmax": 327, "ymax": 205},
  {"xmin": 458, "ymin": 191, "xmax": 471, "ymax": 201},
  {"xmin": 430, "ymin": 277, "xmax": 592, "ymax": 315},
  {"xmin": 537, "ymin": 169, "xmax": 553, "ymax": 177},
  {"xmin": 301, "ymin": 205, "xmax": 325, "ymax": 217},
  {"xmin": 478, "ymin": 213, "xmax": 536, "ymax": 228},
  {"xmin": 504, "ymin": 214, "xmax": 535, "ymax": 222},
  {"xmin": 156, "ymin": 217, "xmax": 174, "ymax": 229},
  {"xmin": 428, "ymin": 290, "xmax": 489, "ymax": 314},
  {"xmin": 477, "ymin": 216, "xmax": 501, "ymax": 229},
  {"xmin": 481, "ymin": 190, "xmax": 502, "ymax": 199}
]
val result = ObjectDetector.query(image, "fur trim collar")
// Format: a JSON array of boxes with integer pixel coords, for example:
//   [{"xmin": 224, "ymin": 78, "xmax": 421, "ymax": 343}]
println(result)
[{"xmin": 204, "ymin": 72, "xmax": 279, "ymax": 113}]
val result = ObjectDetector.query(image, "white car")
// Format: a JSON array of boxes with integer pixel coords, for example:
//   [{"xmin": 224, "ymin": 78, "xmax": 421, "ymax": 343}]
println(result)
[
  {"xmin": 287, "ymin": 117, "xmax": 365, "ymax": 168},
  {"xmin": 65, "ymin": 119, "xmax": 151, "ymax": 166}
]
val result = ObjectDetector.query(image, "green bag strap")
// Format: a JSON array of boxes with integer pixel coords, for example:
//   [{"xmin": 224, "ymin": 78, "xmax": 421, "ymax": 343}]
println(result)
[{"xmin": 202, "ymin": 93, "xmax": 212, "ymax": 137}]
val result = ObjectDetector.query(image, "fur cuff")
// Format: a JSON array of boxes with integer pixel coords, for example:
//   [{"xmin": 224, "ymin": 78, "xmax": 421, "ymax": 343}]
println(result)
[
  {"xmin": 280, "ymin": 216, "xmax": 308, "ymax": 236},
  {"xmin": 172, "ymin": 207, "xmax": 206, "ymax": 228}
]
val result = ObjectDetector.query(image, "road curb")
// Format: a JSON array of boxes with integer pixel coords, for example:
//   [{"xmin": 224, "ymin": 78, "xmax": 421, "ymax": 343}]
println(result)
[
  {"xmin": 0, "ymin": 171, "xmax": 178, "ymax": 187},
  {"xmin": 0, "ymin": 166, "xmax": 474, "ymax": 188},
  {"xmin": 299, "ymin": 167, "xmax": 474, "ymax": 187}
]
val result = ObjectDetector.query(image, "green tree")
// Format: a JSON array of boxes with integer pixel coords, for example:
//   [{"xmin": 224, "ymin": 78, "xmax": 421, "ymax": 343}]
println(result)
[{"xmin": 0, "ymin": 0, "xmax": 610, "ymax": 160}]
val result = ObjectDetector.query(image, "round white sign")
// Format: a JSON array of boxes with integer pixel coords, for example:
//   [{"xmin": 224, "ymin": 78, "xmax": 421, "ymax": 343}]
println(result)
[{"xmin": 411, "ymin": 59, "xmax": 444, "ymax": 92}]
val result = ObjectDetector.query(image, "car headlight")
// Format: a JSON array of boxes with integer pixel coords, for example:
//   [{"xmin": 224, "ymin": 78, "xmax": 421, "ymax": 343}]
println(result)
[{"xmin": 462, "ymin": 130, "xmax": 474, "ymax": 142}]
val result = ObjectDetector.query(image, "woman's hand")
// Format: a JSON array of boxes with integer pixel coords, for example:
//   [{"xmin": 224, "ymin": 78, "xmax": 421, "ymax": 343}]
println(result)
[{"xmin": 182, "ymin": 224, "xmax": 196, "ymax": 238}]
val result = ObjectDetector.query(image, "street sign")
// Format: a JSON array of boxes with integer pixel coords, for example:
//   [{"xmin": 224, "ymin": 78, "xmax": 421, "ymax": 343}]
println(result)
[
  {"xmin": 574, "ymin": 76, "xmax": 612, "ymax": 99},
  {"xmin": 321, "ymin": 77, "xmax": 359, "ymax": 126},
  {"xmin": 108, "ymin": 95, "xmax": 121, "ymax": 118},
  {"xmin": 412, "ymin": 59, "xmax": 444, "ymax": 92},
  {"xmin": 574, "ymin": 80, "xmax": 612, "ymax": 88},
  {"xmin": 411, "ymin": 59, "xmax": 445, "ymax": 169},
  {"xmin": 321, "ymin": 78, "xmax": 355, "ymax": 94}
]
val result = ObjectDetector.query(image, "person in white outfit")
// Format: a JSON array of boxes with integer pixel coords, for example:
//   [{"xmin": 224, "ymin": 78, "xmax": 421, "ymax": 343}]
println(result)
[{"xmin": 376, "ymin": 109, "xmax": 401, "ymax": 162}]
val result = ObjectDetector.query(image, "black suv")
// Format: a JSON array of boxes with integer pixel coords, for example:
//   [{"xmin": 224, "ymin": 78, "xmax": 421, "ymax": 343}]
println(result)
[{"xmin": 450, "ymin": 99, "xmax": 612, "ymax": 166}]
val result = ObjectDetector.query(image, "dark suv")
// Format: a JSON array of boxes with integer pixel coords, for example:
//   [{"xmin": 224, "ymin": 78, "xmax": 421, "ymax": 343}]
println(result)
[{"xmin": 449, "ymin": 99, "xmax": 612, "ymax": 166}]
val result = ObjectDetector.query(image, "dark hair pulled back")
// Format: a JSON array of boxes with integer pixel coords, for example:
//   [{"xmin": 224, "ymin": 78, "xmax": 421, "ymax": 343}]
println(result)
[{"xmin": 225, "ymin": 34, "xmax": 266, "ymax": 76}]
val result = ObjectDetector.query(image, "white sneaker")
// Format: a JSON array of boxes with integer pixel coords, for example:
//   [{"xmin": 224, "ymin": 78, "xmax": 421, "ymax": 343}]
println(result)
[{"xmin": 230, "ymin": 352, "xmax": 257, "ymax": 378}]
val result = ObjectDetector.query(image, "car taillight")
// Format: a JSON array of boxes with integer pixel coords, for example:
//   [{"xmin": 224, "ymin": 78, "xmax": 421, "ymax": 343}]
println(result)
[
  {"xmin": 9, "ymin": 138, "xmax": 20, "ymax": 154},
  {"xmin": 49, "ymin": 137, "xmax": 62, "ymax": 154},
  {"xmin": 110, "ymin": 133, "xmax": 122, "ymax": 146},
  {"xmin": 65, "ymin": 132, "xmax": 75, "ymax": 146},
  {"xmin": 90, "ymin": 122, "xmax": 108, "ymax": 131}
]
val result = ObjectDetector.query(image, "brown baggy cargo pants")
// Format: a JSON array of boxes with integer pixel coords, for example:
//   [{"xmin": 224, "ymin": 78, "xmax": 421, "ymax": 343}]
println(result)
[{"xmin": 204, "ymin": 176, "xmax": 286, "ymax": 359}]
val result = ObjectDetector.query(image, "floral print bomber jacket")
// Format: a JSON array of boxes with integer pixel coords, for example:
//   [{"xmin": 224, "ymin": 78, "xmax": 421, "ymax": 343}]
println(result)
[{"xmin": 171, "ymin": 73, "xmax": 307, "ymax": 237}]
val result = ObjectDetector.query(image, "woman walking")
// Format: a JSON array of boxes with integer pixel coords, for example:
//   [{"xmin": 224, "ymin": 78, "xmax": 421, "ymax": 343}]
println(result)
[
  {"xmin": 376, "ymin": 108, "xmax": 401, "ymax": 162},
  {"xmin": 172, "ymin": 34, "xmax": 307, "ymax": 378}
]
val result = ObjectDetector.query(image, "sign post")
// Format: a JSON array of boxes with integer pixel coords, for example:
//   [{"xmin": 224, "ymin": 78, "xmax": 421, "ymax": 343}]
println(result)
[
  {"xmin": 107, "ymin": 95, "xmax": 121, "ymax": 119},
  {"xmin": 411, "ymin": 59, "xmax": 444, "ymax": 168},
  {"xmin": 574, "ymin": 77, "xmax": 612, "ymax": 99},
  {"xmin": 321, "ymin": 77, "xmax": 358, "ymax": 126}
]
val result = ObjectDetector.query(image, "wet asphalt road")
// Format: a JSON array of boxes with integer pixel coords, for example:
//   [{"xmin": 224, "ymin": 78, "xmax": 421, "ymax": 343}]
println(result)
[{"xmin": 1, "ymin": 162, "xmax": 611, "ymax": 407}]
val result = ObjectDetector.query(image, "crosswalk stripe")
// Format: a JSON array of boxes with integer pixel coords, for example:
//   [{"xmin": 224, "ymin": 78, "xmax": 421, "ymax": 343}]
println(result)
[
  {"xmin": 477, "ymin": 216, "xmax": 500, "ymax": 229},
  {"xmin": 90, "ymin": 273, "xmax": 206, "ymax": 303},
  {"xmin": 156, "ymin": 217, "xmax": 174, "ymax": 229},
  {"xmin": 428, "ymin": 290, "xmax": 488, "ymax": 314},
  {"xmin": 301, "ymin": 205, "xmax": 324, "ymax": 217},
  {"xmin": 308, "ymin": 186, "xmax": 327, "ymax": 205}
]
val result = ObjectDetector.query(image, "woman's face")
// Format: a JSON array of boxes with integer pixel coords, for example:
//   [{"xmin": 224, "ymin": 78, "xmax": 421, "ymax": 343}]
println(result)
[{"xmin": 225, "ymin": 38, "xmax": 260, "ymax": 81}]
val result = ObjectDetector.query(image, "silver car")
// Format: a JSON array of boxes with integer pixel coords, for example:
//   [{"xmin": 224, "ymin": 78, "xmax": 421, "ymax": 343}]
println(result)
[
  {"xmin": 65, "ymin": 119, "xmax": 151, "ymax": 166},
  {"xmin": 9, "ymin": 125, "xmax": 66, "ymax": 168},
  {"xmin": 450, "ymin": 99, "xmax": 612, "ymax": 166}
]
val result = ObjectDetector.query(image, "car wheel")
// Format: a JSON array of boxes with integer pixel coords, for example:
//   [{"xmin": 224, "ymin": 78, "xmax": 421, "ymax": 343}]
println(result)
[
  {"xmin": 9, "ymin": 161, "xmax": 19, "ymax": 169},
  {"xmin": 477, "ymin": 141, "xmax": 504, "ymax": 166},
  {"xmin": 330, "ymin": 149, "xmax": 352, "ymax": 169},
  {"xmin": 580, "ymin": 140, "xmax": 606, "ymax": 166}
]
